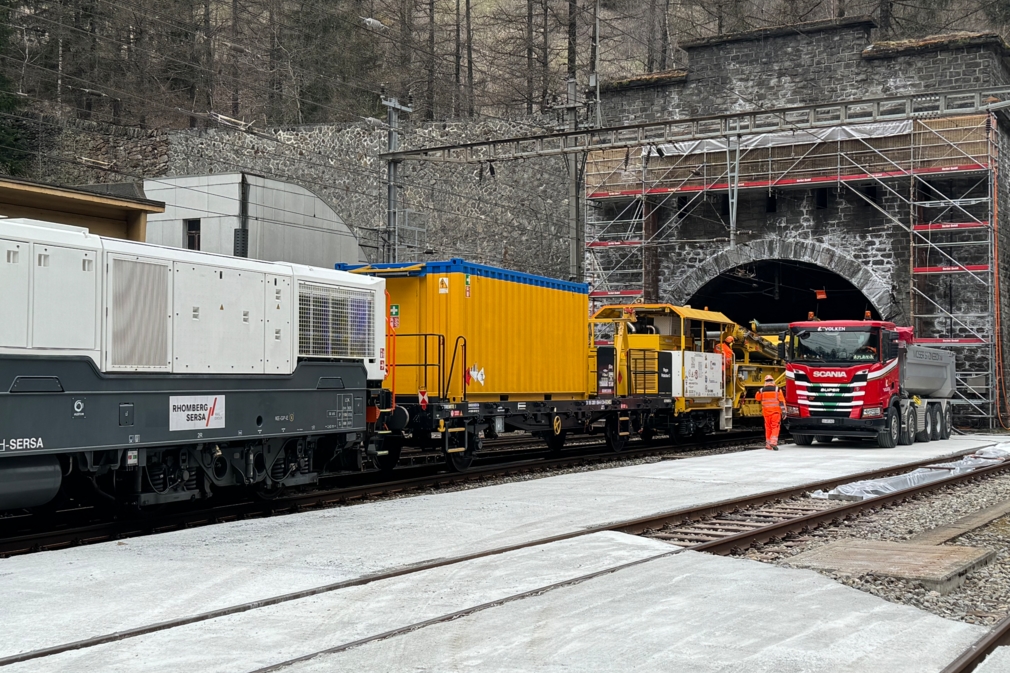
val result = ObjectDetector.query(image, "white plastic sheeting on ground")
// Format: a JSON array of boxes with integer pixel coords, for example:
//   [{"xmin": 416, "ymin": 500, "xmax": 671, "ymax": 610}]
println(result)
[{"xmin": 811, "ymin": 444, "xmax": 1010, "ymax": 501}]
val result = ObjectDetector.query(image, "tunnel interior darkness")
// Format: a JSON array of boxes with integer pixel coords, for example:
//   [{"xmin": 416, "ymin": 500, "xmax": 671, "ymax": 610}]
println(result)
[{"xmin": 687, "ymin": 259, "xmax": 881, "ymax": 326}]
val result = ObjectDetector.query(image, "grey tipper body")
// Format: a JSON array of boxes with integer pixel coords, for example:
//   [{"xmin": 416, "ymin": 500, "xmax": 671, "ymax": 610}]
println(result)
[{"xmin": 0, "ymin": 356, "xmax": 367, "ymax": 455}]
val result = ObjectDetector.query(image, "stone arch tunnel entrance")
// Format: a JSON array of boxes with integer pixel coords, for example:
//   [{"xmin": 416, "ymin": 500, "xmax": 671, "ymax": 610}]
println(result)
[{"xmin": 687, "ymin": 259, "xmax": 881, "ymax": 327}]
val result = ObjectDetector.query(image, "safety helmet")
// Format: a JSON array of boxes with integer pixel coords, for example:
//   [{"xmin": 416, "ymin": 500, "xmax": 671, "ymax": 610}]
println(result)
[
  {"xmin": 725, "ymin": 336, "xmax": 735, "ymax": 343},
  {"xmin": 764, "ymin": 375, "xmax": 775, "ymax": 383}
]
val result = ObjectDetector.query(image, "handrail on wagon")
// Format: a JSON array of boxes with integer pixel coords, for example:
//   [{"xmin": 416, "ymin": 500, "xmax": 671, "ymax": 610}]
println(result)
[
  {"xmin": 445, "ymin": 336, "xmax": 468, "ymax": 402},
  {"xmin": 391, "ymin": 333, "xmax": 446, "ymax": 399}
]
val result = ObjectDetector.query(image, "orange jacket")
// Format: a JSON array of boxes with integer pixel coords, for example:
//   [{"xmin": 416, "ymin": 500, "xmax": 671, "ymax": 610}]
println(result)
[
  {"xmin": 715, "ymin": 342, "xmax": 733, "ymax": 368},
  {"xmin": 755, "ymin": 386, "xmax": 785, "ymax": 416}
]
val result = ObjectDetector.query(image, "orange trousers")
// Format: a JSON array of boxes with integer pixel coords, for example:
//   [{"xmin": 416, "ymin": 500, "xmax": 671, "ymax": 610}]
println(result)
[{"xmin": 763, "ymin": 412, "xmax": 781, "ymax": 448}]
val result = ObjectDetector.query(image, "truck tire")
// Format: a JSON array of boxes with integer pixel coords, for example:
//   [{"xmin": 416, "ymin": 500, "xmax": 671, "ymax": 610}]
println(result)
[
  {"xmin": 940, "ymin": 404, "xmax": 953, "ymax": 440},
  {"xmin": 898, "ymin": 406, "xmax": 915, "ymax": 446},
  {"xmin": 814, "ymin": 436, "xmax": 834, "ymax": 444},
  {"xmin": 915, "ymin": 405, "xmax": 933, "ymax": 443},
  {"xmin": 793, "ymin": 434, "xmax": 813, "ymax": 446},
  {"xmin": 928, "ymin": 404, "xmax": 941, "ymax": 441},
  {"xmin": 878, "ymin": 407, "xmax": 899, "ymax": 448}
]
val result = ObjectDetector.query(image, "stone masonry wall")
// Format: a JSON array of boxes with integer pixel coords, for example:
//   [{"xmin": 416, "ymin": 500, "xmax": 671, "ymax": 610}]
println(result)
[{"xmin": 39, "ymin": 116, "xmax": 572, "ymax": 279}]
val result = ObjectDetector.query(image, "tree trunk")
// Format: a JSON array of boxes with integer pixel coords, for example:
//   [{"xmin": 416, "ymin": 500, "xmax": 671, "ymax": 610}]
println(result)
[
  {"xmin": 878, "ymin": 0, "xmax": 891, "ymax": 36},
  {"xmin": 659, "ymin": 0, "xmax": 671, "ymax": 70},
  {"xmin": 231, "ymin": 0, "xmax": 239, "ymax": 116},
  {"xmin": 203, "ymin": 0, "xmax": 213, "ymax": 113},
  {"xmin": 567, "ymin": 0, "xmax": 576, "ymax": 79},
  {"xmin": 526, "ymin": 0, "xmax": 533, "ymax": 114},
  {"xmin": 540, "ymin": 0, "xmax": 549, "ymax": 111},
  {"xmin": 646, "ymin": 0, "xmax": 657, "ymax": 73},
  {"xmin": 465, "ymin": 0, "xmax": 473, "ymax": 116},
  {"xmin": 454, "ymin": 0, "xmax": 461, "ymax": 116},
  {"xmin": 400, "ymin": 0, "xmax": 414, "ymax": 99},
  {"xmin": 426, "ymin": 0, "xmax": 435, "ymax": 119}
]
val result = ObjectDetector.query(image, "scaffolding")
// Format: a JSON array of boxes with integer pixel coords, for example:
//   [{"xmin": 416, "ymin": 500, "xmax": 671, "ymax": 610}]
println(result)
[{"xmin": 584, "ymin": 112, "xmax": 1001, "ymax": 426}]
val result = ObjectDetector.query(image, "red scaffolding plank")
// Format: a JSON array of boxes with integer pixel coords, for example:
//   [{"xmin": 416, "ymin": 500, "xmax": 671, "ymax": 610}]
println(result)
[
  {"xmin": 912, "ymin": 264, "xmax": 990, "ymax": 274},
  {"xmin": 913, "ymin": 222, "xmax": 989, "ymax": 231},
  {"xmin": 590, "ymin": 289, "xmax": 644, "ymax": 297},
  {"xmin": 586, "ymin": 240, "xmax": 643, "ymax": 248}
]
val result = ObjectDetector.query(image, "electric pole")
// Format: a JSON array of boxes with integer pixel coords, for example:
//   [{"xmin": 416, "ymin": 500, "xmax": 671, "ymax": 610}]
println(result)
[{"xmin": 383, "ymin": 94, "xmax": 413, "ymax": 263}]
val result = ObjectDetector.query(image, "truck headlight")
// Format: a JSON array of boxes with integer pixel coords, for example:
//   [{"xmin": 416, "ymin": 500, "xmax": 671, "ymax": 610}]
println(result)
[
  {"xmin": 862, "ymin": 406, "xmax": 883, "ymax": 418},
  {"xmin": 786, "ymin": 405, "xmax": 799, "ymax": 416}
]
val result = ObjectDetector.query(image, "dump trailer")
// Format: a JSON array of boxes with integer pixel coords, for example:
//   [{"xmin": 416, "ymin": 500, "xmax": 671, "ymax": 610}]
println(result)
[{"xmin": 781, "ymin": 320, "xmax": 955, "ymax": 449}]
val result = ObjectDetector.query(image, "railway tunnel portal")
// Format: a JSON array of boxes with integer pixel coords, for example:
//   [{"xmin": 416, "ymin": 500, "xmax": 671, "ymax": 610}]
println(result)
[{"xmin": 585, "ymin": 18, "xmax": 1010, "ymax": 426}]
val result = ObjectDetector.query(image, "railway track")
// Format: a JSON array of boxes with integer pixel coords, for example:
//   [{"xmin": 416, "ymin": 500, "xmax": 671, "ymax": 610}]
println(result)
[
  {"xmin": 2, "ymin": 440, "xmax": 1005, "ymax": 669},
  {"xmin": 0, "ymin": 430, "xmax": 764, "ymax": 558}
]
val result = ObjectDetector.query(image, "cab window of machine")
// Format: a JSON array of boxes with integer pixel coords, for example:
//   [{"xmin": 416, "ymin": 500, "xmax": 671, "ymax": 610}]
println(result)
[{"xmin": 792, "ymin": 328, "xmax": 879, "ymax": 363}]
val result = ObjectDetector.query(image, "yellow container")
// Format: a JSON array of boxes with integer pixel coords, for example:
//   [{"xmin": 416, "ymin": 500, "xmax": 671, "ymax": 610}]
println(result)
[{"xmin": 344, "ymin": 260, "xmax": 589, "ymax": 402}]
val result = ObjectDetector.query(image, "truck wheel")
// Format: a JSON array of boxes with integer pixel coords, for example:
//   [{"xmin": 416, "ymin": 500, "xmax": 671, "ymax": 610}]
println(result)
[
  {"xmin": 898, "ymin": 406, "xmax": 915, "ymax": 446},
  {"xmin": 928, "ymin": 405, "xmax": 941, "ymax": 441},
  {"xmin": 878, "ymin": 407, "xmax": 899, "ymax": 448},
  {"xmin": 915, "ymin": 405, "xmax": 932, "ymax": 443},
  {"xmin": 793, "ymin": 434, "xmax": 813, "ymax": 446},
  {"xmin": 814, "ymin": 435, "xmax": 833, "ymax": 444},
  {"xmin": 940, "ymin": 404, "xmax": 953, "ymax": 440}
]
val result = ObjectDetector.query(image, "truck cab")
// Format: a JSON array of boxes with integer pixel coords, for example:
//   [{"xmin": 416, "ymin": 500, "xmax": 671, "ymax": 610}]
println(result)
[{"xmin": 782, "ymin": 320, "xmax": 953, "ymax": 448}]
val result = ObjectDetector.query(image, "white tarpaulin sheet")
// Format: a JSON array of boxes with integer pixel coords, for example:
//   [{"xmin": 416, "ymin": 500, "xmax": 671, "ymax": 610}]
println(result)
[
  {"xmin": 810, "ymin": 445, "xmax": 1008, "ymax": 501},
  {"xmin": 645, "ymin": 120, "xmax": 913, "ymax": 157}
]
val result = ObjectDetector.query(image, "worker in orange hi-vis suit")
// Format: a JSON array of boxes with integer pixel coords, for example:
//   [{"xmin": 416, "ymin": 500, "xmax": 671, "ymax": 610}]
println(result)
[
  {"xmin": 714, "ymin": 336, "xmax": 734, "ymax": 377},
  {"xmin": 755, "ymin": 374, "xmax": 786, "ymax": 451}
]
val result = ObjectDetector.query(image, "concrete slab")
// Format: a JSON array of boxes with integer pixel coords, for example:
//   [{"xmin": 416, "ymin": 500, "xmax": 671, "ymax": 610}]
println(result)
[
  {"xmin": 4, "ymin": 533, "xmax": 673, "ymax": 673},
  {"xmin": 0, "ymin": 434, "xmax": 999, "ymax": 659},
  {"xmin": 787, "ymin": 539, "xmax": 996, "ymax": 593},
  {"xmin": 976, "ymin": 646, "xmax": 1010, "ymax": 672},
  {"xmin": 281, "ymin": 549, "xmax": 984, "ymax": 673},
  {"xmin": 908, "ymin": 497, "xmax": 1010, "ymax": 545}
]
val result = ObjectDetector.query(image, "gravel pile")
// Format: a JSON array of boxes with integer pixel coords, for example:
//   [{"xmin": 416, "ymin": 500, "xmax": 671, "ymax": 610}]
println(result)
[{"xmin": 739, "ymin": 470, "xmax": 1010, "ymax": 626}]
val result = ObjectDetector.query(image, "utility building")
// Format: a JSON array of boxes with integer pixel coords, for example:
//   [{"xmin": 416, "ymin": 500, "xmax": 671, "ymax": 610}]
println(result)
[{"xmin": 144, "ymin": 173, "xmax": 364, "ymax": 267}]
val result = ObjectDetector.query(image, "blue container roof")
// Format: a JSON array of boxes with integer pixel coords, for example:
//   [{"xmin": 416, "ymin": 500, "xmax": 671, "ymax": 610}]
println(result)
[{"xmin": 335, "ymin": 259, "xmax": 588, "ymax": 294}]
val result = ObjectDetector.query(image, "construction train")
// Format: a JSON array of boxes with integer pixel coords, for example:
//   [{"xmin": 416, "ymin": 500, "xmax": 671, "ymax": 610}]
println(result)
[{"xmin": 0, "ymin": 220, "xmax": 784, "ymax": 512}]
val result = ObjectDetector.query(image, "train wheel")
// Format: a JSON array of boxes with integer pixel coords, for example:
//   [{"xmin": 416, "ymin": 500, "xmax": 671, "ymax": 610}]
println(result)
[
  {"xmin": 447, "ymin": 434, "xmax": 480, "ymax": 472},
  {"xmin": 639, "ymin": 428, "xmax": 656, "ymax": 445},
  {"xmin": 546, "ymin": 430, "xmax": 567, "ymax": 455},
  {"xmin": 375, "ymin": 437, "xmax": 403, "ymax": 473},
  {"xmin": 605, "ymin": 418, "xmax": 627, "ymax": 452}
]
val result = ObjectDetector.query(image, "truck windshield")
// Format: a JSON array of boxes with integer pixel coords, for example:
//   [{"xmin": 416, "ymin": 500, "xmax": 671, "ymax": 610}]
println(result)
[{"xmin": 792, "ymin": 328, "xmax": 879, "ymax": 363}]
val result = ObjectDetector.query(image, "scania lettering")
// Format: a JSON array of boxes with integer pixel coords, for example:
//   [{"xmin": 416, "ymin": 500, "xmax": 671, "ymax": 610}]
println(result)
[{"xmin": 780, "ymin": 320, "xmax": 955, "ymax": 449}]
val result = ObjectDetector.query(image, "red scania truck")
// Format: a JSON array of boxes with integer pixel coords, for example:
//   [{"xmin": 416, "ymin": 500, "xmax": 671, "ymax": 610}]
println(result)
[{"xmin": 779, "ymin": 320, "xmax": 956, "ymax": 449}]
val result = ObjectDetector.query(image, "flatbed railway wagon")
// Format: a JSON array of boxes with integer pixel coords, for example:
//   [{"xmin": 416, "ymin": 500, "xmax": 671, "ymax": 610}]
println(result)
[
  {"xmin": 0, "ymin": 220, "xmax": 388, "ymax": 511},
  {"xmin": 339, "ymin": 261, "xmax": 739, "ymax": 470}
]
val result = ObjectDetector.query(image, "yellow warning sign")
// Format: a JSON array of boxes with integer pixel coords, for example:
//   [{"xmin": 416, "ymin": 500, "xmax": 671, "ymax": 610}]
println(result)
[{"xmin": 438, "ymin": 277, "xmax": 449, "ymax": 294}]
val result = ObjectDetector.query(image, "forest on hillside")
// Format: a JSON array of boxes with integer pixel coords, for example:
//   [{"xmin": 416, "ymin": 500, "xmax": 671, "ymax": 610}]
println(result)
[{"xmin": 0, "ymin": 0, "xmax": 1005, "ymax": 166}]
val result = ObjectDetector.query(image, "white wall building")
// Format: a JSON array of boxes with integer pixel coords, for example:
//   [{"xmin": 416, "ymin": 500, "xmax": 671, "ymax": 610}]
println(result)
[{"xmin": 144, "ymin": 173, "xmax": 364, "ymax": 267}]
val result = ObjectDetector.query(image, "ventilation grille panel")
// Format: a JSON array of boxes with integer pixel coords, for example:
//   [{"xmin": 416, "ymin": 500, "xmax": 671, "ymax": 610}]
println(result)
[
  {"xmin": 111, "ymin": 258, "xmax": 169, "ymax": 368},
  {"xmin": 298, "ymin": 283, "xmax": 375, "ymax": 359}
]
